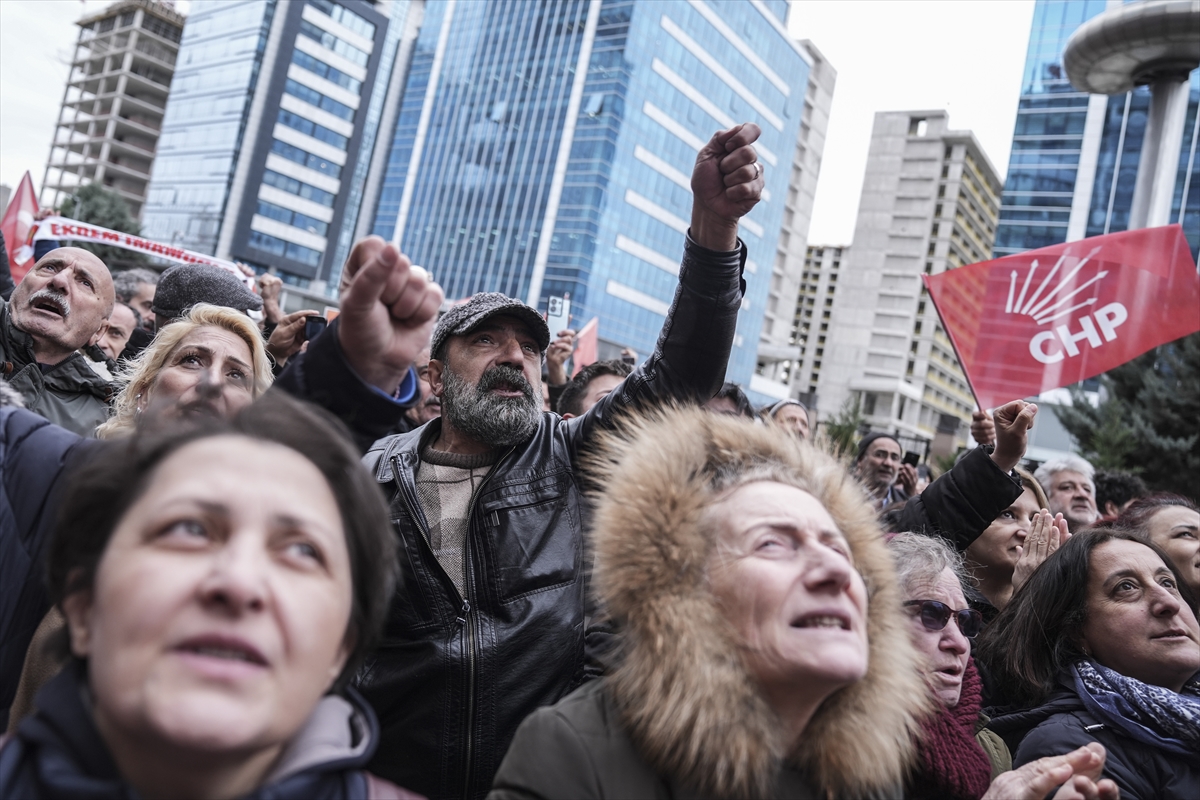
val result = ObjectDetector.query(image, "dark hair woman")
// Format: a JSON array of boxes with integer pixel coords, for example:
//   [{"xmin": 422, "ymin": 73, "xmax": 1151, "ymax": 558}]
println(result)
[
  {"xmin": 980, "ymin": 528, "xmax": 1200, "ymax": 799},
  {"xmin": 1114, "ymin": 493, "xmax": 1200, "ymax": 598},
  {"xmin": 0, "ymin": 394, "xmax": 419, "ymax": 799}
]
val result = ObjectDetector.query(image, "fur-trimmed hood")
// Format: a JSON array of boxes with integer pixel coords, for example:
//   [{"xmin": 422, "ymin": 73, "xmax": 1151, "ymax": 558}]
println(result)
[{"xmin": 587, "ymin": 407, "xmax": 929, "ymax": 799}]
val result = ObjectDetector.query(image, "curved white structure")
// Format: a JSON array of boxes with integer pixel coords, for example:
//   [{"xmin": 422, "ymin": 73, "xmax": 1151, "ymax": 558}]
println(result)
[{"xmin": 1063, "ymin": 0, "xmax": 1200, "ymax": 229}]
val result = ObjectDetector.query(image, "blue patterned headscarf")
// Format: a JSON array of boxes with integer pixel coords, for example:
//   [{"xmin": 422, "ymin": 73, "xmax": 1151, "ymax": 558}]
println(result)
[{"xmin": 1072, "ymin": 660, "xmax": 1200, "ymax": 757}]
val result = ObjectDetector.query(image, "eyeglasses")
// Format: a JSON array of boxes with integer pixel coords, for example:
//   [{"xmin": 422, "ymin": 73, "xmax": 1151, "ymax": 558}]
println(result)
[{"xmin": 904, "ymin": 600, "xmax": 984, "ymax": 638}]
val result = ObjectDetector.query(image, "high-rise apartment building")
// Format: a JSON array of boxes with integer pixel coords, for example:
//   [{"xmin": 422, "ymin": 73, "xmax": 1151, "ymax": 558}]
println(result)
[
  {"xmin": 750, "ymin": 39, "xmax": 837, "ymax": 405},
  {"xmin": 994, "ymin": 0, "xmax": 1199, "ymax": 260},
  {"xmin": 366, "ymin": 0, "xmax": 815, "ymax": 387},
  {"xmin": 769, "ymin": 243, "xmax": 847, "ymax": 407},
  {"xmin": 142, "ymin": 0, "xmax": 414, "ymax": 289},
  {"xmin": 41, "ymin": 0, "xmax": 185, "ymax": 219},
  {"xmin": 815, "ymin": 111, "xmax": 1001, "ymax": 455}
]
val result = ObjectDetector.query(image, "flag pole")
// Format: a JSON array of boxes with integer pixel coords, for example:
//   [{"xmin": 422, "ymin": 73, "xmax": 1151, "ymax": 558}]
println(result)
[{"xmin": 921, "ymin": 274, "xmax": 985, "ymax": 412}]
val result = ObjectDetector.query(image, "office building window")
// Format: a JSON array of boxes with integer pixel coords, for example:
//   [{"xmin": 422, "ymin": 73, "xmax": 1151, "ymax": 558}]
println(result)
[
  {"xmin": 256, "ymin": 200, "xmax": 329, "ymax": 236},
  {"xmin": 262, "ymin": 169, "xmax": 336, "ymax": 207},
  {"xmin": 291, "ymin": 50, "xmax": 362, "ymax": 93},
  {"xmin": 270, "ymin": 139, "xmax": 341, "ymax": 178},
  {"xmin": 249, "ymin": 231, "xmax": 323, "ymax": 267},
  {"xmin": 308, "ymin": 0, "xmax": 376, "ymax": 39},
  {"xmin": 277, "ymin": 109, "xmax": 348, "ymax": 150},
  {"xmin": 298, "ymin": 20, "xmax": 369, "ymax": 67},
  {"xmin": 284, "ymin": 78, "xmax": 355, "ymax": 122}
]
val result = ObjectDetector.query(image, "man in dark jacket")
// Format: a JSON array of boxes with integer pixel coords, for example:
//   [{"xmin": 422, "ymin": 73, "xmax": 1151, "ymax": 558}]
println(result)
[
  {"xmin": 1, "ymin": 247, "xmax": 115, "ymax": 435},
  {"xmin": 276, "ymin": 122, "xmax": 763, "ymax": 800}
]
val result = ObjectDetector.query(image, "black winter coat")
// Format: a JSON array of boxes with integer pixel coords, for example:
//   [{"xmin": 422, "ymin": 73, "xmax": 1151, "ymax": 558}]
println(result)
[
  {"xmin": 988, "ymin": 685, "xmax": 1200, "ymax": 800},
  {"xmin": 277, "ymin": 236, "xmax": 746, "ymax": 800},
  {"xmin": 0, "ymin": 661, "xmax": 422, "ymax": 799},
  {"xmin": 0, "ymin": 408, "xmax": 90, "ymax": 729},
  {"xmin": 886, "ymin": 447, "xmax": 1023, "ymax": 552}
]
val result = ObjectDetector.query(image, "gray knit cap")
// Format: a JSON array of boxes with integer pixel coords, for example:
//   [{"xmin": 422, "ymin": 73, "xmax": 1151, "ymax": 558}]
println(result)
[
  {"xmin": 151, "ymin": 263, "xmax": 262, "ymax": 321},
  {"xmin": 431, "ymin": 292, "xmax": 550, "ymax": 361}
]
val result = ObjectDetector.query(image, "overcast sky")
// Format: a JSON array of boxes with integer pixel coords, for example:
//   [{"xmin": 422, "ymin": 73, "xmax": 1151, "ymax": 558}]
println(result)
[{"xmin": 0, "ymin": 0, "xmax": 1034, "ymax": 243}]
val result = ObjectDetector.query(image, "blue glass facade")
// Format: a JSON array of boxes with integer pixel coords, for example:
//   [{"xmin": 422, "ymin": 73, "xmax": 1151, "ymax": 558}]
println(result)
[
  {"xmin": 142, "ymin": 0, "xmax": 277, "ymax": 254},
  {"xmin": 995, "ymin": 0, "xmax": 1200, "ymax": 259},
  {"xmin": 144, "ymin": 0, "xmax": 391, "ymax": 287},
  {"xmin": 371, "ymin": 0, "xmax": 808, "ymax": 386}
]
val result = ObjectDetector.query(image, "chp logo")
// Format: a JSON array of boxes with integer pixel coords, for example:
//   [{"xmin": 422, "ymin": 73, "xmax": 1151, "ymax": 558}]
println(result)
[{"xmin": 1004, "ymin": 247, "xmax": 1127, "ymax": 365}]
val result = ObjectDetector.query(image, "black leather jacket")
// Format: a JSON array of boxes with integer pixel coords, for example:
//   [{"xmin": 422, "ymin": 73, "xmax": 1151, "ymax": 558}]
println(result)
[{"xmin": 278, "ymin": 236, "xmax": 745, "ymax": 800}]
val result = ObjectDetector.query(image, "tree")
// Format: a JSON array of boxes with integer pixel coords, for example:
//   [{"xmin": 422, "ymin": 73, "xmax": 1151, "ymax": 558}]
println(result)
[
  {"xmin": 1054, "ymin": 332, "xmax": 1200, "ymax": 501},
  {"xmin": 58, "ymin": 183, "xmax": 148, "ymax": 268},
  {"xmin": 819, "ymin": 394, "xmax": 865, "ymax": 460}
]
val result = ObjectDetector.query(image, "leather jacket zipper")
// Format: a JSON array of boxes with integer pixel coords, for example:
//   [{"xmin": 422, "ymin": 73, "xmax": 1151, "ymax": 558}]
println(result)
[{"xmin": 391, "ymin": 449, "xmax": 512, "ymax": 800}]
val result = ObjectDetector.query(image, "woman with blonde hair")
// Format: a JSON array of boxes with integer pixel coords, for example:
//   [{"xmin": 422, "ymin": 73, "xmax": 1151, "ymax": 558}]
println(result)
[{"xmin": 98, "ymin": 303, "xmax": 273, "ymax": 439}]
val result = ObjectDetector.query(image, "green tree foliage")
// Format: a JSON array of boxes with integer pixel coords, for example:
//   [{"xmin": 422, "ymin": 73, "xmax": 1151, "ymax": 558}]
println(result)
[
  {"xmin": 1054, "ymin": 332, "xmax": 1200, "ymax": 501},
  {"xmin": 820, "ymin": 395, "xmax": 865, "ymax": 460},
  {"xmin": 57, "ymin": 183, "xmax": 148, "ymax": 268}
]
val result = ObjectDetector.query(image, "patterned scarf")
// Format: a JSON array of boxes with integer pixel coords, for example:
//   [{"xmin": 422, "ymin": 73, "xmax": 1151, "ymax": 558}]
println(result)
[
  {"xmin": 909, "ymin": 658, "xmax": 994, "ymax": 800},
  {"xmin": 1072, "ymin": 660, "xmax": 1200, "ymax": 757}
]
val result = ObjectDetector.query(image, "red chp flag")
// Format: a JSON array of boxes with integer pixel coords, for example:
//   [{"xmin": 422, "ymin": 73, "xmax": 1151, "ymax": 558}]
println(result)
[
  {"xmin": 924, "ymin": 225, "xmax": 1200, "ymax": 410},
  {"xmin": 0, "ymin": 172, "xmax": 40, "ymax": 283}
]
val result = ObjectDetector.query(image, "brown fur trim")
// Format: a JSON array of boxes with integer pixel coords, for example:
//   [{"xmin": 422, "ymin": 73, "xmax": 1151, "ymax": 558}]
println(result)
[{"xmin": 586, "ymin": 407, "xmax": 930, "ymax": 799}]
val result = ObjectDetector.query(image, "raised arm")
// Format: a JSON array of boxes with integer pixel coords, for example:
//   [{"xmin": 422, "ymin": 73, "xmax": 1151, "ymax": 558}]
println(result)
[
  {"xmin": 274, "ymin": 238, "xmax": 444, "ymax": 450},
  {"xmin": 565, "ymin": 123, "xmax": 763, "ymax": 451}
]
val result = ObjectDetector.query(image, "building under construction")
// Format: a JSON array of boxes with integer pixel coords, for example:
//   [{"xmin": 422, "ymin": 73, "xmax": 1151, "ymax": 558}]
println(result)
[{"xmin": 41, "ymin": 0, "xmax": 184, "ymax": 219}]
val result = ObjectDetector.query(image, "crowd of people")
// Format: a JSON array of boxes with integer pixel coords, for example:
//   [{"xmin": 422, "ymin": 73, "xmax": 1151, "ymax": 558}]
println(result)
[{"xmin": 0, "ymin": 121, "xmax": 1195, "ymax": 800}]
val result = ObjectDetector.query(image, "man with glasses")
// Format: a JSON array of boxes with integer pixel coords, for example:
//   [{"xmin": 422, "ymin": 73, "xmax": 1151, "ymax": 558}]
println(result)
[{"xmin": 855, "ymin": 432, "xmax": 911, "ymax": 509}]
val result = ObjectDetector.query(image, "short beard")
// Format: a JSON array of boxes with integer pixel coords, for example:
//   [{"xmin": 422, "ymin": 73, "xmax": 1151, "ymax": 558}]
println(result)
[{"xmin": 441, "ymin": 363, "xmax": 540, "ymax": 448}]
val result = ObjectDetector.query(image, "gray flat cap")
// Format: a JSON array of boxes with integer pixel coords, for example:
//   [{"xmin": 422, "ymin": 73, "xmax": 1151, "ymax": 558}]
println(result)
[
  {"xmin": 152, "ymin": 263, "xmax": 262, "ymax": 321},
  {"xmin": 431, "ymin": 292, "xmax": 550, "ymax": 360}
]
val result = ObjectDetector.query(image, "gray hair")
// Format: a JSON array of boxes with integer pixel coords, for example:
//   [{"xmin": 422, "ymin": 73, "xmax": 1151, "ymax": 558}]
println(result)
[
  {"xmin": 112, "ymin": 267, "xmax": 159, "ymax": 303},
  {"xmin": 1034, "ymin": 455, "xmax": 1095, "ymax": 494},
  {"xmin": 887, "ymin": 532, "xmax": 971, "ymax": 597}
]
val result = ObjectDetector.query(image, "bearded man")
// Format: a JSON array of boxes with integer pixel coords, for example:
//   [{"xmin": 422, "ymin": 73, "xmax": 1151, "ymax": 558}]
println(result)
[{"xmin": 278, "ymin": 123, "xmax": 764, "ymax": 799}]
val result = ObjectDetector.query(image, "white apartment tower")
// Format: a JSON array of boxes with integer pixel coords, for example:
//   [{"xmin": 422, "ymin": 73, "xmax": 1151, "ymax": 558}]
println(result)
[{"xmin": 816, "ymin": 111, "xmax": 1001, "ymax": 456}]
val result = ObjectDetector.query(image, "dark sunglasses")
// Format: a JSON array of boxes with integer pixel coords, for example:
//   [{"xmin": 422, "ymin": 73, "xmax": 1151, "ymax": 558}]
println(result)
[{"xmin": 904, "ymin": 600, "xmax": 984, "ymax": 638}]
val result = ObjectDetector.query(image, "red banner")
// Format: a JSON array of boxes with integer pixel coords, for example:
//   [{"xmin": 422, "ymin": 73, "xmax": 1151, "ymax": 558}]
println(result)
[
  {"xmin": 923, "ymin": 225, "xmax": 1200, "ymax": 410},
  {"xmin": 0, "ymin": 172, "xmax": 39, "ymax": 283},
  {"xmin": 571, "ymin": 317, "xmax": 599, "ymax": 377}
]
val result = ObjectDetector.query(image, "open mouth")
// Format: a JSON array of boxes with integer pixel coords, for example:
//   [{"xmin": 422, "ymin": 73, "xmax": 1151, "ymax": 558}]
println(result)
[
  {"xmin": 30, "ymin": 293, "xmax": 69, "ymax": 318},
  {"xmin": 791, "ymin": 613, "xmax": 850, "ymax": 631}
]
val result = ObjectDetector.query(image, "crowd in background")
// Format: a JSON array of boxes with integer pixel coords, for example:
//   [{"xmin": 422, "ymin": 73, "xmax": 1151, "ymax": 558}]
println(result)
[{"xmin": 0, "ymin": 122, "xmax": 1195, "ymax": 800}]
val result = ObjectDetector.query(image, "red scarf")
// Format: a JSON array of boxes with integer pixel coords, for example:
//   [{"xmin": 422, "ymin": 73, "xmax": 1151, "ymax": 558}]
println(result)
[{"xmin": 909, "ymin": 657, "xmax": 994, "ymax": 800}]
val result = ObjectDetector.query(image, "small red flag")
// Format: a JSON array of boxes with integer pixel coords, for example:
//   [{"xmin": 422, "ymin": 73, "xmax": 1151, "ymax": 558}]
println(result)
[
  {"xmin": 571, "ymin": 317, "xmax": 599, "ymax": 377},
  {"xmin": 1, "ymin": 172, "xmax": 41, "ymax": 283},
  {"xmin": 924, "ymin": 225, "xmax": 1200, "ymax": 410}
]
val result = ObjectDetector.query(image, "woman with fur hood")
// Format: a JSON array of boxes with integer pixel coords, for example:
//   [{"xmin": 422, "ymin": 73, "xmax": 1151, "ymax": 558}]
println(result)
[
  {"xmin": 489, "ymin": 408, "xmax": 1125, "ymax": 800},
  {"xmin": 489, "ymin": 407, "xmax": 926, "ymax": 799}
]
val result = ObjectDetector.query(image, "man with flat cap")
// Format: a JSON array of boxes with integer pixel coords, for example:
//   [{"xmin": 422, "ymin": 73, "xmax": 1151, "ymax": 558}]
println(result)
[{"xmin": 277, "ymin": 123, "xmax": 765, "ymax": 799}]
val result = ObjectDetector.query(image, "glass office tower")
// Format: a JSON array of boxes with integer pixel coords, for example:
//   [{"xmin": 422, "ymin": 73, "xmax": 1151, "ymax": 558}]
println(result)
[
  {"xmin": 994, "ymin": 0, "xmax": 1199, "ymax": 260},
  {"xmin": 142, "ymin": 0, "xmax": 398, "ymax": 288},
  {"xmin": 371, "ymin": 0, "xmax": 809, "ymax": 386}
]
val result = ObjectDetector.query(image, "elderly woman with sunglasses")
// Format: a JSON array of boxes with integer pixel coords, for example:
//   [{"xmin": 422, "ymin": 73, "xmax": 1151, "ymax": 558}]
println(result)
[
  {"xmin": 889, "ymin": 533, "xmax": 1120, "ymax": 800},
  {"xmin": 889, "ymin": 533, "xmax": 1001, "ymax": 799}
]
